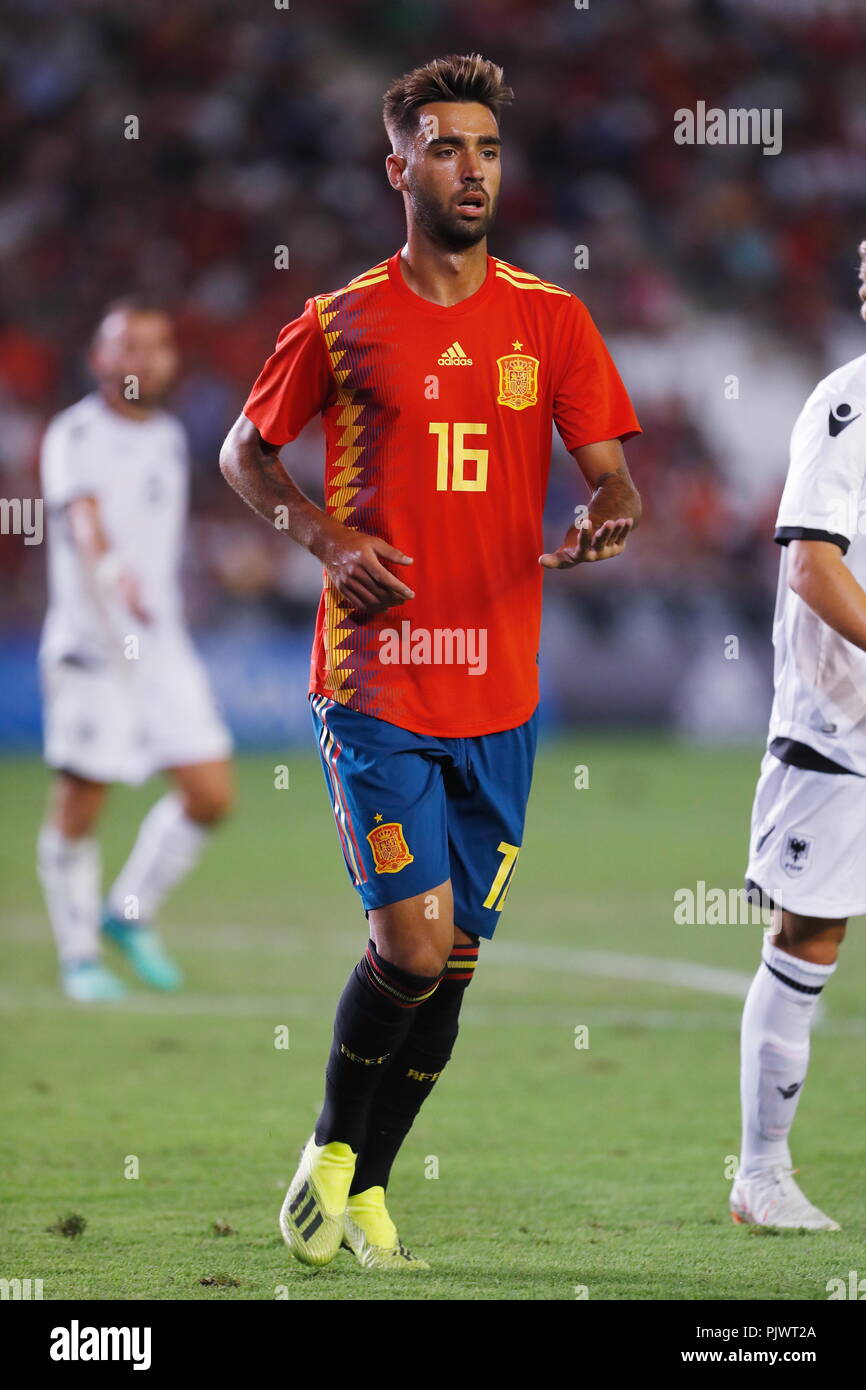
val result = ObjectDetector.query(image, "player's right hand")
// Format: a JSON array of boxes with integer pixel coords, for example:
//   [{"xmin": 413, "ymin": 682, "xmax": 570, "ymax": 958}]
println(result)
[
  {"xmin": 93, "ymin": 551, "xmax": 152, "ymax": 623},
  {"xmin": 316, "ymin": 520, "xmax": 415, "ymax": 615},
  {"xmin": 539, "ymin": 516, "xmax": 633, "ymax": 568},
  {"xmin": 115, "ymin": 569, "xmax": 152, "ymax": 624}
]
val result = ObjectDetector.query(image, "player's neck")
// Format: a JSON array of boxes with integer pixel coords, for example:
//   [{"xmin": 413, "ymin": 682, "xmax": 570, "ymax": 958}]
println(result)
[
  {"xmin": 398, "ymin": 235, "xmax": 489, "ymax": 307},
  {"xmin": 97, "ymin": 387, "xmax": 157, "ymax": 422}
]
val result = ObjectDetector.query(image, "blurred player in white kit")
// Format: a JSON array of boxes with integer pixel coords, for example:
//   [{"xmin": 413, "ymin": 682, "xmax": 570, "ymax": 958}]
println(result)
[{"xmin": 37, "ymin": 300, "xmax": 234, "ymax": 1002}]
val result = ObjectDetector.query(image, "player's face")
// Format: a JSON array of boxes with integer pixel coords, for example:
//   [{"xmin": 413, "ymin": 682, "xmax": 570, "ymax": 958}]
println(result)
[
  {"xmin": 403, "ymin": 102, "xmax": 501, "ymax": 251},
  {"xmin": 90, "ymin": 311, "xmax": 179, "ymax": 405}
]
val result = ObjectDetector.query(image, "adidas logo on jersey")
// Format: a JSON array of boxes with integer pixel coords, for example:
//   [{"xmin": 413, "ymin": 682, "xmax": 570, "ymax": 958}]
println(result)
[{"xmin": 438, "ymin": 341, "xmax": 473, "ymax": 366}]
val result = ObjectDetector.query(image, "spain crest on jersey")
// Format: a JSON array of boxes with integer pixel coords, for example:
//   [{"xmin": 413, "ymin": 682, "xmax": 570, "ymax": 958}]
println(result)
[
  {"xmin": 496, "ymin": 350, "xmax": 540, "ymax": 411},
  {"xmin": 367, "ymin": 821, "xmax": 414, "ymax": 874}
]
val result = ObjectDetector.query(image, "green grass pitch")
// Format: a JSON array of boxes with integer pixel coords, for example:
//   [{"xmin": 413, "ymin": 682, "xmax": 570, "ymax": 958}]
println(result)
[{"xmin": 1, "ymin": 739, "xmax": 863, "ymax": 1301}]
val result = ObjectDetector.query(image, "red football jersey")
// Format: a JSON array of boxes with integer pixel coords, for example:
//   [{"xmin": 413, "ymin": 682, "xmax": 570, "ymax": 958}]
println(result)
[{"xmin": 243, "ymin": 249, "xmax": 640, "ymax": 737}]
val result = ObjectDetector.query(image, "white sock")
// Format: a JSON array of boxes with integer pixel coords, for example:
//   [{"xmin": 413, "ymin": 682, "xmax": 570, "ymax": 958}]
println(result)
[
  {"xmin": 107, "ymin": 792, "xmax": 210, "ymax": 925},
  {"xmin": 37, "ymin": 823, "xmax": 102, "ymax": 968},
  {"xmin": 738, "ymin": 934, "xmax": 836, "ymax": 1180}
]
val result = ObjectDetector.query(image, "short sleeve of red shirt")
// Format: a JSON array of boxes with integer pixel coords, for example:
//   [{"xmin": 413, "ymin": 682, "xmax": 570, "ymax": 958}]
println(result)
[
  {"xmin": 553, "ymin": 295, "xmax": 641, "ymax": 452},
  {"xmin": 243, "ymin": 298, "xmax": 335, "ymax": 447}
]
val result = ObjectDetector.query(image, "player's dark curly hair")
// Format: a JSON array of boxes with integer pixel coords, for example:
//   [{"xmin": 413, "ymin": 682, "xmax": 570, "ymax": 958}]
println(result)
[{"xmin": 383, "ymin": 54, "xmax": 513, "ymax": 152}]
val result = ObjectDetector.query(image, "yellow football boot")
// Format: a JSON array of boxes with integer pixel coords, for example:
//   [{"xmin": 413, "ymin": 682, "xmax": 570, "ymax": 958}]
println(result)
[
  {"xmin": 279, "ymin": 1136, "xmax": 357, "ymax": 1266},
  {"xmin": 342, "ymin": 1186, "xmax": 430, "ymax": 1270}
]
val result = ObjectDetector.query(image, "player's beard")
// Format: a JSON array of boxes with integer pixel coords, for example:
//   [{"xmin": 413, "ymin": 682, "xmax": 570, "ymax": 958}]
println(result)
[{"xmin": 408, "ymin": 181, "xmax": 495, "ymax": 251}]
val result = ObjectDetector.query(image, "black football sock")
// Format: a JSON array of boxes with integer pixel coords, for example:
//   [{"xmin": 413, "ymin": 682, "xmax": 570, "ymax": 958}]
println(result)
[
  {"xmin": 349, "ymin": 939, "xmax": 479, "ymax": 1194},
  {"xmin": 314, "ymin": 939, "xmax": 443, "ymax": 1152}
]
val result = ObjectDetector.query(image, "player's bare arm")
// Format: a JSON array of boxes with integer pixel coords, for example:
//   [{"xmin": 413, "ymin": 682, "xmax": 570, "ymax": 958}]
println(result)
[
  {"xmin": 219, "ymin": 413, "xmax": 415, "ymax": 615},
  {"xmin": 787, "ymin": 538, "xmax": 866, "ymax": 650},
  {"xmin": 539, "ymin": 438, "xmax": 641, "ymax": 568},
  {"xmin": 67, "ymin": 494, "xmax": 151, "ymax": 623}
]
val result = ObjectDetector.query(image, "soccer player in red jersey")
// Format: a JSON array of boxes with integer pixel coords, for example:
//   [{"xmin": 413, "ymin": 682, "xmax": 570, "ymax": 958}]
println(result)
[{"xmin": 221, "ymin": 53, "xmax": 642, "ymax": 1270}]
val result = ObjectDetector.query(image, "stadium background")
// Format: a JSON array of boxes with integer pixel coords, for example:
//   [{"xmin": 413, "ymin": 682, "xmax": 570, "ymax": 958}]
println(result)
[
  {"xmin": 3, "ymin": 0, "xmax": 866, "ymax": 1303},
  {"xmin": 3, "ymin": 0, "xmax": 866, "ymax": 747}
]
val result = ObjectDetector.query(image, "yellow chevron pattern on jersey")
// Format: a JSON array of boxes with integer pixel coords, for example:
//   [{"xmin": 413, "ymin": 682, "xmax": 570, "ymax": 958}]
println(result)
[
  {"xmin": 340, "ymin": 260, "xmax": 389, "ymax": 294},
  {"xmin": 314, "ymin": 286, "xmax": 373, "ymax": 704},
  {"xmin": 321, "ymin": 582, "xmax": 357, "ymax": 704},
  {"xmin": 349, "ymin": 259, "xmax": 388, "ymax": 280},
  {"xmin": 313, "ymin": 261, "xmax": 395, "ymax": 703},
  {"xmin": 342, "ymin": 271, "xmax": 389, "ymax": 292},
  {"xmin": 314, "ymin": 263, "xmax": 389, "ymax": 312},
  {"xmin": 493, "ymin": 260, "xmax": 570, "ymax": 297}
]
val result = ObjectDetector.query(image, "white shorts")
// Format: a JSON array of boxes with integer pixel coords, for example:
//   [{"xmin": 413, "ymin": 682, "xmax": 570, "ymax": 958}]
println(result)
[
  {"xmin": 41, "ymin": 632, "xmax": 232, "ymax": 786},
  {"xmin": 745, "ymin": 749, "xmax": 866, "ymax": 920}
]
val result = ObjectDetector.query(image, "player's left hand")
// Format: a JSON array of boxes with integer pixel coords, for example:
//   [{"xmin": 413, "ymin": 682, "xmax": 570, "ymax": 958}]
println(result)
[{"xmin": 539, "ymin": 516, "xmax": 633, "ymax": 568}]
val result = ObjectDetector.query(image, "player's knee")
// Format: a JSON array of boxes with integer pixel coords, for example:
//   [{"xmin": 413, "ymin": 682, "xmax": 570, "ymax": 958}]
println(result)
[
  {"xmin": 772, "ymin": 914, "xmax": 846, "ymax": 965},
  {"xmin": 384, "ymin": 941, "xmax": 450, "ymax": 980},
  {"xmin": 181, "ymin": 779, "xmax": 234, "ymax": 826},
  {"xmin": 56, "ymin": 809, "xmax": 101, "ymax": 839},
  {"xmin": 185, "ymin": 793, "xmax": 232, "ymax": 826},
  {"xmin": 790, "ymin": 934, "xmax": 844, "ymax": 966},
  {"xmin": 52, "ymin": 772, "xmax": 106, "ymax": 837}
]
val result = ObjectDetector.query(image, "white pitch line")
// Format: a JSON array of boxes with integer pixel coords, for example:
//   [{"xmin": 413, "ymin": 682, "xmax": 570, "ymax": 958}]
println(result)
[
  {"xmin": 0, "ymin": 915, "xmax": 797, "ymax": 1006},
  {"xmin": 492, "ymin": 940, "xmax": 755, "ymax": 999},
  {"xmin": 0, "ymin": 985, "xmax": 328, "ymax": 1019},
  {"xmin": 0, "ymin": 919, "xmax": 841, "ymax": 1031},
  {"xmin": 0, "ymin": 986, "xmax": 857, "ymax": 1035}
]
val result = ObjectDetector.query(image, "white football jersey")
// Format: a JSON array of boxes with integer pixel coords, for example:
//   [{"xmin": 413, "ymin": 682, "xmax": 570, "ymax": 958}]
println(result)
[
  {"xmin": 40, "ymin": 392, "xmax": 190, "ymax": 666},
  {"xmin": 769, "ymin": 351, "xmax": 866, "ymax": 773}
]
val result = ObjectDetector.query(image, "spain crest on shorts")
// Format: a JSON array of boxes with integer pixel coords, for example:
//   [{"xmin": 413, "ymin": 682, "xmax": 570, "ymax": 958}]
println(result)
[
  {"xmin": 367, "ymin": 821, "xmax": 414, "ymax": 874},
  {"xmin": 496, "ymin": 348, "xmax": 539, "ymax": 411}
]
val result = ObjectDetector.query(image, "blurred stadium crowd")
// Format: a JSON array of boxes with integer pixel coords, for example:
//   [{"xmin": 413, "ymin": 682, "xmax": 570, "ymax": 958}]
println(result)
[{"xmin": 2, "ymin": 0, "xmax": 866, "ymax": 741}]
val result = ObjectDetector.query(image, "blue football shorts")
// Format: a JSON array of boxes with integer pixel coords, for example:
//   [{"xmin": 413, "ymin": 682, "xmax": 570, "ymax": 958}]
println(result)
[{"xmin": 309, "ymin": 693, "xmax": 538, "ymax": 940}]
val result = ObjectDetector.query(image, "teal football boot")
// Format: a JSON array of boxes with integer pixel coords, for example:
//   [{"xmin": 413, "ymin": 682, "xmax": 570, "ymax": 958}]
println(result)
[
  {"xmin": 102, "ymin": 913, "xmax": 183, "ymax": 991},
  {"xmin": 62, "ymin": 959, "xmax": 128, "ymax": 1003}
]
